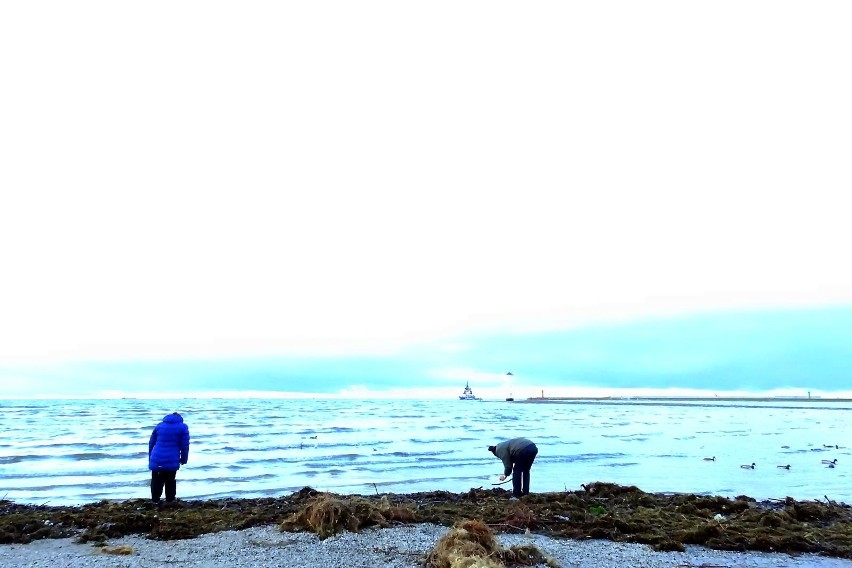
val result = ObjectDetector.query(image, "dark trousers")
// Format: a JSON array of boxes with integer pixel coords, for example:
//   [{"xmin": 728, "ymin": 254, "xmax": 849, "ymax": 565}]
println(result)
[
  {"xmin": 512, "ymin": 444, "xmax": 538, "ymax": 497},
  {"xmin": 151, "ymin": 470, "xmax": 177, "ymax": 502}
]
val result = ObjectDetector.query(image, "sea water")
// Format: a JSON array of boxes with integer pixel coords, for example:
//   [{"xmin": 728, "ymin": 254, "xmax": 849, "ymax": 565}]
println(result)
[{"xmin": 0, "ymin": 398, "xmax": 849, "ymax": 506}]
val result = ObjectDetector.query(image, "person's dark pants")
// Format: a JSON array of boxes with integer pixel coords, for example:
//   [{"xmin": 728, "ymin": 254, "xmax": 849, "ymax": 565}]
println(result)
[
  {"xmin": 151, "ymin": 470, "xmax": 177, "ymax": 502},
  {"xmin": 512, "ymin": 443, "xmax": 538, "ymax": 497}
]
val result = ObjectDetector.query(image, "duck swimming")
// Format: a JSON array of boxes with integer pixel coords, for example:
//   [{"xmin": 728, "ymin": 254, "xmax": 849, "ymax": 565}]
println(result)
[
  {"xmin": 741, "ymin": 463, "xmax": 756, "ymax": 469},
  {"xmin": 777, "ymin": 465, "xmax": 790, "ymax": 470},
  {"xmin": 822, "ymin": 459, "xmax": 838, "ymax": 465},
  {"xmin": 703, "ymin": 457, "xmax": 716, "ymax": 461}
]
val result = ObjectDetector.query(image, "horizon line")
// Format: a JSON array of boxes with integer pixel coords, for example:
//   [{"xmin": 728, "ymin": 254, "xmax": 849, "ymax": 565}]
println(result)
[{"xmin": 3, "ymin": 387, "xmax": 852, "ymax": 402}]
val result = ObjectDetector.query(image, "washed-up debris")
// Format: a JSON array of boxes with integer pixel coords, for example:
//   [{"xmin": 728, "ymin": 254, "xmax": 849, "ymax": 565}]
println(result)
[
  {"xmin": 1, "ymin": 483, "xmax": 851, "ymax": 559},
  {"xmin": 279, "ymin": 493, "xmax": 416, "ymax": 539},
  {"xmin": 424, "ymin": 518, "xmax": 556, "ymax": 568},
  {"xmin": 101, "ymin": 544, "xmax": 133, "ymax": 555}
]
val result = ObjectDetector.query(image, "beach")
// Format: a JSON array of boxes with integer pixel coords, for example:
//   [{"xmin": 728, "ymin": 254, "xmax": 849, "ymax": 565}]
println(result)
[
  {"xmin": 2, "ymin": 485, "xmax": 852, "ymax": 567},
  {"xmin": 2, "ymin": 399, "xmax": 850, "ymax": 565},
  {"xmin": 2, "ymin": 523, "xmax": 851, "ymax": 568}
]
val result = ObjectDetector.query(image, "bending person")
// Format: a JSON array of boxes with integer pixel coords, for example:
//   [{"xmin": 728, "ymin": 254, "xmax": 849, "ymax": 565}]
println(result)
[{"xmin": 488, "ymin": 437, "xmax": 538, "ymax": 498}]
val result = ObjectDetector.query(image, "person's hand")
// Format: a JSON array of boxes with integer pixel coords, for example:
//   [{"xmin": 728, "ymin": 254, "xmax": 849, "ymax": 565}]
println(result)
[{"xmin": 499, "ymin": 475, "xmax": 506, "ymax": 481}]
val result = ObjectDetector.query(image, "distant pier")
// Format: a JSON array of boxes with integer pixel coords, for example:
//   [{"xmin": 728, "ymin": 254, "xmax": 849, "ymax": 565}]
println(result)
[{"xmin": 518, "ymin": 396, "xmax": 852, "ymax": 404}]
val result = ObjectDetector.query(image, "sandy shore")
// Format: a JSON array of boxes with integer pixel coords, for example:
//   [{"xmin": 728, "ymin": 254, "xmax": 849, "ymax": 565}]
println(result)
[{"xmin": 1, "ymin": 524, "xmax": 850, "ymax": 568}]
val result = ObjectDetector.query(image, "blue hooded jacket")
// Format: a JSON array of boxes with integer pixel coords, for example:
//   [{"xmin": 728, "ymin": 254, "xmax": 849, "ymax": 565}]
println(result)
[{"xmin": 148, "ymin": 413, "xmax": 190, "ymax": 471}]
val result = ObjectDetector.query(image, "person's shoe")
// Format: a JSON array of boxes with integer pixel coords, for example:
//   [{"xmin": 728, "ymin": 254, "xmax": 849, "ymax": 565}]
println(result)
[{"xmin": 509, "ymin": 496, "xmax": 519, "ymax": 501}]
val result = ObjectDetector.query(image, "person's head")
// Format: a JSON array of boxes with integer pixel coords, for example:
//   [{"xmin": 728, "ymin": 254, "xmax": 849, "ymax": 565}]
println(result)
[{"xmin": 488, "ymin": 445, "xmax": 497, "ymax": 455}]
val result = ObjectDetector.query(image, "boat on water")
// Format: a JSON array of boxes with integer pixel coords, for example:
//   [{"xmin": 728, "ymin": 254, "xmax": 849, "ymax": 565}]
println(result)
[{"xmin": 459, "ymin": 382, "xmax": 481, "ymax": 400}]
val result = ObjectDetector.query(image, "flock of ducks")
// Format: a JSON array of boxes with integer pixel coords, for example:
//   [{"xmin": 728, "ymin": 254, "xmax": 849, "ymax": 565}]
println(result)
[{"xmin": 701, "ymin": 456, "xmax": 839, "ymax": 469}]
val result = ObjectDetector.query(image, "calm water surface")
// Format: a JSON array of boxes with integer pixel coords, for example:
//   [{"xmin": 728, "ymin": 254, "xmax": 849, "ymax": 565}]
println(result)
[{"xmin": 0, "ymin": 398, "xmax": 849, "ymax": 505}]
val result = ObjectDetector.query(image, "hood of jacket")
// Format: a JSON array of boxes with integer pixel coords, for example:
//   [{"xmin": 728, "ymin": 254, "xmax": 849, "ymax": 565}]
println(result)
[{"xmin": 162, "ymin": 412, "xmax": 184, "ymax": 424}]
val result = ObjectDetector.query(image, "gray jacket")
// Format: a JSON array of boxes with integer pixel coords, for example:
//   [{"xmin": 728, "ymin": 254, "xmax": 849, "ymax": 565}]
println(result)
[{"xmin": 493, "ymin": 437, "xmax": 534, "ymax": 476}]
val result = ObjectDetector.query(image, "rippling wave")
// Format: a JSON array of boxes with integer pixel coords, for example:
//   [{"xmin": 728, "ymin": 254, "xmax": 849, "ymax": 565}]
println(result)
[{"xmin": 0, "ymin": 398, "xmax": 849, "ymax": 505}]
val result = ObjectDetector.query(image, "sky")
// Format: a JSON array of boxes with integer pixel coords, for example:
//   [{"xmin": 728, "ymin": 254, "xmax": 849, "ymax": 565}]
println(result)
[{"xmin": 1, "ymin": 2, "xmax": 851, "ymax": 399}]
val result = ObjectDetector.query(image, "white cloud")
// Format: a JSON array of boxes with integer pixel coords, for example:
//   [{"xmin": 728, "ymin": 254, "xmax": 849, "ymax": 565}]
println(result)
[
  {"xmin": 1, "ymin": 2, "xmax": 851, "ymax": 362},
  {"xmin": 426, "ymin": 367, "xmax": 510, "ymax": 385}
]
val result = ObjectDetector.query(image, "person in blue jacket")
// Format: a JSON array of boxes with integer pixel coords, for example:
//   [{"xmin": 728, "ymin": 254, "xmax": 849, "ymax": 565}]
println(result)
[{"xmin": 148, "ymin": 412, "xmax": 190, "ymax": 503}]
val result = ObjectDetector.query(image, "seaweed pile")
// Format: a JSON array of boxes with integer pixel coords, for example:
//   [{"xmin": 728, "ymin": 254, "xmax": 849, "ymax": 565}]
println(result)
[
  {"xmin": 424, "ymin": 518, "xmax": 555, "ymax": 568},
  {"xmin": 279, "ymin": 493, "xmax": 415, "ymax": 539},
  {"xmin": 2, "ymin": 483, "xmax": 851, "ymax": 559}
]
